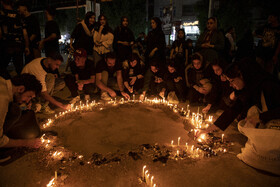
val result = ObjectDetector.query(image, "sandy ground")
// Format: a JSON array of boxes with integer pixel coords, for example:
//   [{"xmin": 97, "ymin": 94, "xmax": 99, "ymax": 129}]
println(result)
[{"xmin": 1, "ymin": 57, "xmax": 280, "ymax": 186}]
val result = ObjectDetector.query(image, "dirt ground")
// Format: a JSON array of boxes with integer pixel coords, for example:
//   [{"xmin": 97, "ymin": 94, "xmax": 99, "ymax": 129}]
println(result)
[{"xmin": 1, "ymin": 58, "xmax": 280, "ymax": 187}]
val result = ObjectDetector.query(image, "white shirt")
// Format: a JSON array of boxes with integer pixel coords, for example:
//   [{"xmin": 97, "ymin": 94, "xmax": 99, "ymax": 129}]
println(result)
[
  {"xmin": 93, "ymin": 31, "xmax": 114, "ymax": 55},
  {"xmin": 0, "ymin": 77, "xmax": 13, "ymax": 147},
  {"xmin": 22, "ymin": 58, "xmax": 48, "ymax": 92}
]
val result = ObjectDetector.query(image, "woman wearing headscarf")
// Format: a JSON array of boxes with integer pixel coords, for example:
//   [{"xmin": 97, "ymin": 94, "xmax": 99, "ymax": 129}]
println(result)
[
  {"xmin": 93, "ymin": 14, "xmax": 114, "ymax": 66},
  {"xmin": 70, "ymin": 11, "xmax": 96, "ymax": 56},
  {"xmin": 196, "ymin": 17, "xmax": 225, "ymax": 64},
  {"xmin": 113, "ymin": 16, "xmax": 135, "ymax": 64},
  {"xmin": 145, "ymin": 17, "xmax": 166, "ymax": 69}
]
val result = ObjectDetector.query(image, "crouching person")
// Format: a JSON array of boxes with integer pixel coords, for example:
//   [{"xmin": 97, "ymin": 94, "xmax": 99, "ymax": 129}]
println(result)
[
  {"xmin": 0, "ymin": 74, "xmax": 42, "ymax": 163},
  {"xmin": 65, "ymin": 48, "xmax": 96, "ymax": 103},
  {"xmin": 22, "ymin": 52, "xmax": 71, "ymax": 114},
  {"xmin": 165, "ymin": 61, "xmax": 186, "ymax": 102},
  {"xmin": 122, "ymin": 53, "xmax": 145, "ymax": 94},
  {"xmin": 95, "ymin": 52, "xmax": 130, "ymax": 100}
]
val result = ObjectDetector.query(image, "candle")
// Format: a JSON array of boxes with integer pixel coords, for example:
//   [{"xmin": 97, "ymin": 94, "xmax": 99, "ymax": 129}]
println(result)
[
  {"xmin": 145, "ymin": 170, "xmax": 148, "ymax": 181},
  {"xmin": 197, "ymin": 107, "xmax": 200, "ymax": 114},
  {"xmin": 177, "ymin": 150, "xmax": 179, "ymax": 156},
  {"xmin": 153, "ymin": 184, "xmax": 156, "ymax": 187},
  {"xmin": 222, "ymin": 134, "xmax": 224, "ymax": 143},
  {"xmin": 171, "ymin": 140, "xmax": 174, "ymax": 146},
  {"xmin": 133, "ymin": 94, "xmax": 135, "ymax": 101},
  {"xmin": 55, "ymin": 171, "xmax": 57, "ymax": 180},
  {"xmin": 151, "ymin": 176, "xmax": 154, "ymax": 187},
  {"xmin": 187, "ymin": 104, "xmax": 189, "ymax": 111},
  {"xmin": 185, "ymin": 143, "xmax": 188, "ymax": 151},
  {"xmin": 142, "ymin": 165, "xmax": 146, "ymax": 179},
  {"xmin": 146, "ymin": 174, "xmax": 150, "ymax": 185},
  {"xmin": 178, "ymin": 137, "xmax": 181, "ymax": 146}
]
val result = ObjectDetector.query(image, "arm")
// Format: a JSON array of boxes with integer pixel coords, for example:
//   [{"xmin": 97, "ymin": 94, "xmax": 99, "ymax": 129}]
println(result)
[
  {"xmin": 41, "ymin": 91, "xmax": 69, "ymax": 110},
  {"xmin": 39, "ymin": 33, "xmax": 57, "ymax": 50},
  {"xmin": 170, "ymin": 48, "xmax": 174, "ymax": 59},
  {"xmin": 117, "ymin": 70, "xmax": 130, "ymax": 99},
  {"xmin": 3, "ymin": 138, "xmax": 41, "ymax": 148},
  {"xmin": 23, "ymin": 28, "xmax": 30, "ymax": 55},
  {"xmin": 96, "ymin": 72, "xmax": 115, "ymax": 94}
]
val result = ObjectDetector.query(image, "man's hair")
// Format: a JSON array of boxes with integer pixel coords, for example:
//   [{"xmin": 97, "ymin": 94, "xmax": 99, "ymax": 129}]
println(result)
[
  {"xmin": 105, "ymin": 52, "xmax": 117, "ymax": 60},
  {"xmin": 128, "ymin": 53, "xmax": 140, "ymax": 63},
  {"xmin": 45, "ymin": 6, "xmax": 56, "ymax": 16},
  {"xmin": 11, "ymin": 74, "xmax": 42, "ymax": 96},
  {"xmin": 48, "ymin": 52, "xmax": 64, "ymax": 62},
  {"xmin": 17, "ymin": 1, "xmax": 31, "ymax": 12}
]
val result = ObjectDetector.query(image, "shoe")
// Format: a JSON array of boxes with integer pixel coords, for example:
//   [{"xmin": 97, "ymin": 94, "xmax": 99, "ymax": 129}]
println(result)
[
  {"xmin": 0, "ymin": 155, "xmax": 11, "ymax": 163},
  {"xmin": 33, "ymin": 103, "xmax": 42, "ymax": 113},
  {"xmin": 84, "ymin": 94, "xmax": 90, "ymax": 101},
  {"xmin": 101, "ymin": 92, "xmax": 111, "ymax": 101},
  {"xmin": 42, "ymin": 105, "xmax": 55, "ymax": 114},
  {"xmin": 70, "ymin": 95, "xmax": 80, "ymax": 104}
]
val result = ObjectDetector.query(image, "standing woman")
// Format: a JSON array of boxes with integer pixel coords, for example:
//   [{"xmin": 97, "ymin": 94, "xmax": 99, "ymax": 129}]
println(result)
[
  {"xmin": 70, "ymin": 11, "xmax": 96, "ymax": 58},
  {"xmin": 196, "ymin": 17, "xmax": 224, "ymax": 63},
  {"xmin": 93, "ymin": 14, "xmax": 114, "ymax": 66},
  {"xmin": 170, "ymin": 29, "xmax": 188, "ymax": 74},
  {"xmin": 145, "ymin": 17, "xmax": 166, "ymax": 69},
  {"xmin": 113, "ymin": 16, "xmax": 135, "ymax": 64}
]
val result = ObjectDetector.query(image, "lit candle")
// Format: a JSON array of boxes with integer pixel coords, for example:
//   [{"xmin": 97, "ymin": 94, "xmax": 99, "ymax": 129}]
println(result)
[
  {"xmin": 153, "ymin": 184, "xmax": 156, "ymax": 187},
  {"xmin": 178, "ymin": 137, "xmax": 181, "ymax": 146},
  {"xmin": 151, "ymin": 176, "xmax": 154, "ymax": 187},
  {"xmin": 145, "ymin": 170, "xmax": 148, "ymax": 181},
  {"xmin": 171, "ymin": 140, "xmax": 174, "ymax": 146},
  {"xmin": 187, "ymin": 104, "xmax": 189, "ymax": 111},
  {"xmin": 142, "ymin": 165, "xmax": 146, "ymax": 179},
  {"xmin": 133, "ymin": 94, "xmax": 135, "ymax": 101},
  {"xmin": 185, "ymin": 143, "xmax": 188, "ymax": 151},
  {"xmin": 146, "ymin": 174, "xmax": 150, "ymax": 185},
  {"xmin": 55, "ymin": 171, "xmax": 57, "ymax": 180},
  {"xmin": 177, "ymin": 150, "xmax": 179, "ymax": 156},
  {"xmin": 197, "ymin": 107, "xmax": 200, "ymax": 114},
  {"xmin": 222, "ymin": 134, "xmax": 224, "ymax": 143}
]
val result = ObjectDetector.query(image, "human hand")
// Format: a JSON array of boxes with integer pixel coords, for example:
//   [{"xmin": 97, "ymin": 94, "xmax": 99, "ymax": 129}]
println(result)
[
  {"xmin": 159, "ymin": 91, "xmax": 165, "ymax": 99},
  {"xmin": 129, "ymin": 76, "xmax": 137, "ymax": 85},
  {"xmin": 38, "ymin": 40, "xmax": 44, "ymax": 50},
  {"xmin": 25, "ymin": 48, "xmax": 30, "ymax": 56},
  {"xmin": 108, "ymin": 90, "xmax": 117, "ymax": 98},
  {"xmin": 246, "ymin": 114, "xmax": 260, "ymax": 127},
  {"xmin": 121, "ymin": 91, "xmax": 130, "ymax": 99},
  {"xmin": 76, "ymin": 80, "xmax": 84, "ymax": 90},
  {"xmin": 128, "ymin": 86, "xmax": 133, "ymax": 93},
  {"xmin": 202, "ymin": 105, "xmax": 211, "ymax": 113},
  {"xmin": 229, "ymin": 91, "xmax": 236, "ymax": 101}
]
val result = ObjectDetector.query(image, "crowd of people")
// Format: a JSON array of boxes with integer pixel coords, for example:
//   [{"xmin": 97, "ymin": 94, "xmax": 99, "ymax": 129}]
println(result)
[{"xmin": 0, "ymin": 0, "xmax": 280, "ymax": 172}]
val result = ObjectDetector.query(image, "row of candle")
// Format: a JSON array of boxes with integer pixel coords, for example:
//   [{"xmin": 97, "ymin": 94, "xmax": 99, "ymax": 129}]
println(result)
[{"xmin": 142, "ymin": 165, "xmax": 157, "ymax": 187}]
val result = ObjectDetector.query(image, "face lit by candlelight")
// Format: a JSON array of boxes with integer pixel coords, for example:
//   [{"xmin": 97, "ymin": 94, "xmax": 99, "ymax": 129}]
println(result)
[
  {"xmin": 227, "ymin": 76, "xmax": 245, "ymax": 90},
  {"xmin": 192, "ymin": 59, "xmax": 202, "ymax": 70},
  {"xmin": 168, "ymin": 65, "xmax": 176, "ymax": 73},
  {"xmin": 130, "ymin": 60, "xmax": 137, "ymax": 67},
  {"xmin": 150, "ymin": 65, "xmax": 158, "ymax": 73},
  {"xmin": 212, "ymin": 64, "xmax": 222, "ymax": 76}
]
